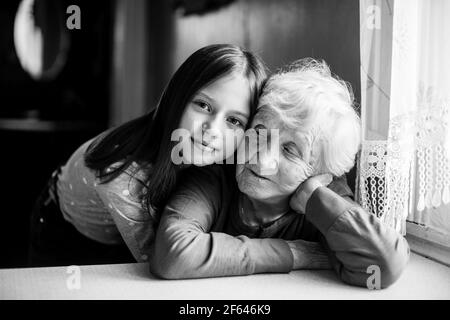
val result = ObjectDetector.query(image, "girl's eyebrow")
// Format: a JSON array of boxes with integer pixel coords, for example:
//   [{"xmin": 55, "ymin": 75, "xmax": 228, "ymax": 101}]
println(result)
[
  {"xmin": 196, "ymin": 92, "xmax": 215, "ymax": 103},
  {"xmin": 197, "ymin": 92, "xmax": 249, "ymax": 119},
  {"xmin": 233, "ymin": 110, "xmax": 250, "ymax": 119}
]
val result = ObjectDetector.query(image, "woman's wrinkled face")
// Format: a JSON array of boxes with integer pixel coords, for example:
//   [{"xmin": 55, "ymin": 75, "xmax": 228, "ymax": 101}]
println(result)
[
  {"xmin": 236, "ymin": 107, "xmax": 316, "ymax": 201},
  {"xmin": 176, "ymin": 73, "xmax": 251, "ymax": 166}
]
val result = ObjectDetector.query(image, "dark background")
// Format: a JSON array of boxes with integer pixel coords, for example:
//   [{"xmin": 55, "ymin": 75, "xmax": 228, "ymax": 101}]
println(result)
[
  {"xmin": 0, "ymin": 0, "xmax": 360, "ymax": 268},
  {"xmin": 0, "ymin": 0, "xmax": 112, "ymax": 268}
]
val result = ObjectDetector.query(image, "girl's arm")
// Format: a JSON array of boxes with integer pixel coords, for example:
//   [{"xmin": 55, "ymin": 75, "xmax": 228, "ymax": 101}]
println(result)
[{"xmin": 149, "ymin": 167, "xmax": 294, "ymax": 279}]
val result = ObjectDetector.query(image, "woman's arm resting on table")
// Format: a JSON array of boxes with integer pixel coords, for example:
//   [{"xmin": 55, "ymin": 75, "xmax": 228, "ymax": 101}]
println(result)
[
  {"xmin": 293, "ymin": 176, "xmax": 410, "ymax": 289},
  {"xmin": 287, "ymin": 239, "xmax": 332, "ymax": 270}
]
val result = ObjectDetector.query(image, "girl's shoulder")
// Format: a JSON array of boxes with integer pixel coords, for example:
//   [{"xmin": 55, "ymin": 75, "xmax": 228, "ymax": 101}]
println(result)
[
  {"xmin": 64, "ymin": 134, "xmax": 152, "ymax": 205},
  {"xmin": 94, "ymin": 161, "xmax": 155, "ymax": 221},
  {"xmin": 58, "ymin": 138, "xmax": 97, "ymax": 187}
]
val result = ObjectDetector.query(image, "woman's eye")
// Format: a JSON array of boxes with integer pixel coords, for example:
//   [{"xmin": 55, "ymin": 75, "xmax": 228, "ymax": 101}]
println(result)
[
  {"xmin": 194, "ymin": 101, "xmax": 211, "ymax": 112},
  {"xmin": 227, "ymin": 117, "xmax": 244, "ymax": 127},
  {"xmin": 254, "ymin": 124, "xmax": 265, "ymax": 135},
  {"xmin": 283, "ymin": 145, "xmax": 299, "ymax": 157}
]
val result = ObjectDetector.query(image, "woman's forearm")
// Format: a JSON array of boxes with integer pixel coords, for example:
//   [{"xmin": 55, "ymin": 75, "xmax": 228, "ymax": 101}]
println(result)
[
  {"xmin": 305, "ymin": 186, "xmax": 410, "ymax": 288},
  {"xmin": 287, "ymin": 239, "xmax": 332, "ymax": 270}
]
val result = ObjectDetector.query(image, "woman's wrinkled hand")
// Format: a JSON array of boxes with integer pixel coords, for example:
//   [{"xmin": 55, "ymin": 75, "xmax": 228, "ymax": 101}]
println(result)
[{"xmin": 289, "ymin": 173, "xmax": 333, "ymax": 214}]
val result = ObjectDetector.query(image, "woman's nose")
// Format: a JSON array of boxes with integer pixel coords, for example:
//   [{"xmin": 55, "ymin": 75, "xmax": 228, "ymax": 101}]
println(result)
[{"xmin": 256, "ymin": 146, "xmax": 279, "ymax": 176}]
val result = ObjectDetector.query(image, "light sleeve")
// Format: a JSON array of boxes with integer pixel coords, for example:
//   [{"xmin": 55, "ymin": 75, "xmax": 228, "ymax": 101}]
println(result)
[
  {"xmin": 95, "ymin": 165, "xmax": 156, "ymax": 262},
  {"xmin": 149, "ymin": 166, "xmax": 293, "ymax": 279}
]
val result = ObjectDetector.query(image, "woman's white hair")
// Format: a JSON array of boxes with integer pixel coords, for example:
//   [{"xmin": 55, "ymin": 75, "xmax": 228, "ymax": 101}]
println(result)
[{"xmin": 258, "ymin": 58, "xmax": 361, "ymax": 177}]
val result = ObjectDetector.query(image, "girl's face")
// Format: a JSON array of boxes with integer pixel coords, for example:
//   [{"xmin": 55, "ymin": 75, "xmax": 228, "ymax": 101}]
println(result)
[{"xmin": 177, "ymin": 73, "xmax": 251, "ymax": 166}]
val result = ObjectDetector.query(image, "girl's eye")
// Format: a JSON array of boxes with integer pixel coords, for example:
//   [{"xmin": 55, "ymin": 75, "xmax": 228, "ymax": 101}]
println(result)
[
  {"xmin": 227, "ymin": 117, "xmax": 245, "ymax": 127},
  {"xmin": 194, "ymin": 101, "xmax": 211, "ymax": 112}
]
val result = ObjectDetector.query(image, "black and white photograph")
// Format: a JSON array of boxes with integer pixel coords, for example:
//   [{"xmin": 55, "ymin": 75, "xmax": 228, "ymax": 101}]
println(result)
[{"xmin": 0, "ymin": 0, "xmax": 449, "ymax": 305}]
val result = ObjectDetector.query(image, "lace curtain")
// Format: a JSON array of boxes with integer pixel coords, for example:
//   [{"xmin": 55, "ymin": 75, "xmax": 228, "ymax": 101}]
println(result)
[{"xmin": 358, "ymin": 0, "xmax": 450, "ymax": 235}]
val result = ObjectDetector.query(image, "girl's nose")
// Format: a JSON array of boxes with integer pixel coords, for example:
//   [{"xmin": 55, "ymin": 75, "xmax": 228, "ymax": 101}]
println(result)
[{"xmin": 202, "ymin": 118, "xmax": 222, "ymax": 141}]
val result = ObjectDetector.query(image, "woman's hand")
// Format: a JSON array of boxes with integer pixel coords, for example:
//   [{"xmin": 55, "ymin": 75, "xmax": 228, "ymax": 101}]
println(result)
[{"xmin": 289, "ymin": 173, "xmax": 333, "ymax": 214}]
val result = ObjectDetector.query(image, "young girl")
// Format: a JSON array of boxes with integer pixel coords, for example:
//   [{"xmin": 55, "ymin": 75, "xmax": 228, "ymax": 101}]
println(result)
[{"xmin": 28, "ymin": 44, "xmax": 267, "ymax": 267}]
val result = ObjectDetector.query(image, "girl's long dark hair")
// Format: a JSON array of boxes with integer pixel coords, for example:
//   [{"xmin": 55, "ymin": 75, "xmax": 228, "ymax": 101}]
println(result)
[{"xmin": 84, "ymin": 44, "xmax": 267, "ymax": 218}]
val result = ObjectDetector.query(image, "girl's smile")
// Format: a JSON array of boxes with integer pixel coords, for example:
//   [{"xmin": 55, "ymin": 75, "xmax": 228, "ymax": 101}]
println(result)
[{"xmin": 191, "ymin": 137, "xmax": 216, "ymax": 153}]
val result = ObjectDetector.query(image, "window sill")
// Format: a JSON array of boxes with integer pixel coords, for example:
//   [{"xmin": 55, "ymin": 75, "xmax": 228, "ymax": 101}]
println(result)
[{"xmin": 406, "ymin": 221, "xmax": 450, "ymax": 267}]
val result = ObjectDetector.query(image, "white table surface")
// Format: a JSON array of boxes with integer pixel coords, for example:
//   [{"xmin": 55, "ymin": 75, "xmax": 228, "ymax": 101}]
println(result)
[{"xmin": 1, "ymin": 253, "xmax": 449, "ymax": 300}]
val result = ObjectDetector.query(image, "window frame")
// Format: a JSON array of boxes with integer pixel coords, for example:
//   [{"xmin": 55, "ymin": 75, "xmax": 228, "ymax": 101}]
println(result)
[{"xmin": 405, "ymin": 221, "xmax": 450, "ymax": 266}]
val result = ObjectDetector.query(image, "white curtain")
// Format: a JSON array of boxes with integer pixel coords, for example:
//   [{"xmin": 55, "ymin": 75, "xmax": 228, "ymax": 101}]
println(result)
[{"xmin": 358, "ymin": 0, "xmax": 450, "ymax": 235}]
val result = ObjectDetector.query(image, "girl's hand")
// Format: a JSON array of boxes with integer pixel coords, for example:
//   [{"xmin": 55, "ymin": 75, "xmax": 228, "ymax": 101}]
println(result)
[{"xmin": 289, "ymin": 173, "xmax": 333, "ymax": 214}]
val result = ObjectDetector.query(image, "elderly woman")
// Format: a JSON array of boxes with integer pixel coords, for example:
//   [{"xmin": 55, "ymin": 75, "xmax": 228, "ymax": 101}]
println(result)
[{"xmin": 150, "ymin": 59, "xmax": 410, "ymax": 288}]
